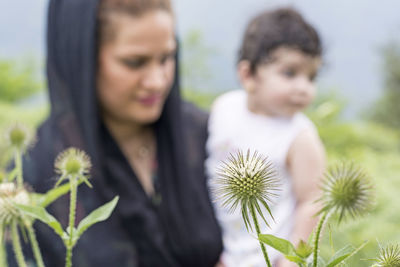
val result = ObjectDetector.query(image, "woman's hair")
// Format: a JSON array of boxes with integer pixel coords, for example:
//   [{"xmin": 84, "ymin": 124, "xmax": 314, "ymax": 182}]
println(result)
[
  {"xmin": 238, "ymin": 7, "xmax": 322, "ymax": 73},
  {"xmin": 97, "ymin": 0, "xmax": 173, "ymax": 43}
]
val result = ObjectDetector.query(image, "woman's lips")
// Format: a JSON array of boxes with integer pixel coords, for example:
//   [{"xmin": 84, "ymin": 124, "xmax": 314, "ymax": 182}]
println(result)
[{"xmin": 138, "ymin": 95, "xmax": 162, "ymax": 106}]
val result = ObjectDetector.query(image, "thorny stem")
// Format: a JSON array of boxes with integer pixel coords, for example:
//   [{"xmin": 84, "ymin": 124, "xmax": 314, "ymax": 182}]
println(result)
[
  {"xmin": 250, "ymin": 205, "xmax": 272, "ymax": 267},
  {"xmin": 0, "ymin": 224, "xmax": 7, "ymax": 267},
  {"xmin": 313, "ymin": 212, "xmax": 329, "ymax": 267},
  {"xmin": 11, "ymin": 220, "xmax": 27, "ymax": 267},
  {"xmin": 15, "ymin": 150, "xmax": 23, "ymax": 189},
  {"xmin": 65, "ymin": 177, "xmax": 77, "ymax": 267},
  {"xmin": 27, "ymin": 224, "xmax": 45, "ymax": 267}
]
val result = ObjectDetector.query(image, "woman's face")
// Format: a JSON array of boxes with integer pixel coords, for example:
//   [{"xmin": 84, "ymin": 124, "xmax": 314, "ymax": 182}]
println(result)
[{"xmin": 97, "ymin": 10, "xmax": 176, "ymax": 125}]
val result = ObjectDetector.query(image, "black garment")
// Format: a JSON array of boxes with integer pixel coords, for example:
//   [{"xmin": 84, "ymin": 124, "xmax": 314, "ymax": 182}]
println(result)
[{"xmin": 14, "ymin": 0, "xmax": 223, "ymax": 266}]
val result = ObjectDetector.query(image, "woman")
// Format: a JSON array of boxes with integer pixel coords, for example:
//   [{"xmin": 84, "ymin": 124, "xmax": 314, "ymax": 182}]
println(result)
[{"xmin": 18, "ymin": 0, "xmax": 223, "ymax": 266}]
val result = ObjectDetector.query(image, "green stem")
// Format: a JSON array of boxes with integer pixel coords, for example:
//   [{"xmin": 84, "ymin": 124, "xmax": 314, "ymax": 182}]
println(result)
[
  {"xmin": 65, "ymin": 178, "xmax": 77, "ymax": 267},
  {"xmin": 27, "ymin": 224, "xmax": 45, "ymax": 267},
  {"xmin": 250, "ymin": 205, "xmax": 271, "ymax": 267},
  {"xmin": 11, "ymin": 221, "xmax": 27, "ymax": 267},
  {"xmin": 65, "ymin": 246, "xmax": 72, "ymax": 267},
  {"xmin": 0, "ymin": 224, "xmax": 8, "ymax": 267},
  {"xmin": 15, "ymin": 149, "xmax": 23, "ymax": 188},
  {"xmin": 313, "ymin": 212, "xmax": 329, "ymax": 267}
]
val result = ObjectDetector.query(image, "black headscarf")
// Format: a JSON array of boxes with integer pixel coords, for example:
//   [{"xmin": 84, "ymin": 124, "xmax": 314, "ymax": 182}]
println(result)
[{"xmin": 20, "ymin": 0, "xmax": 222, "ymax": 266}]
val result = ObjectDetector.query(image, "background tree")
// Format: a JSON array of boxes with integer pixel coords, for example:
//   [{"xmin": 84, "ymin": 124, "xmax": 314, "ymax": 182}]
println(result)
[
  {"xmin": 180, "ymin": 29, "xmax": 220, "ymax": 110},
  {"xmin": 0, "ymin": 58, "xmax": 42, "ymax": 103},
  {"xmin": 368, "ymin": 42, "xmax": 400, "ymax": 128}
]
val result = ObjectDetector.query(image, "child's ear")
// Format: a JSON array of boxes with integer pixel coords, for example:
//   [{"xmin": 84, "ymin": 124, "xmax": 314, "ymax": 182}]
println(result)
[{"xmin": 237, "ymin": 60, "xmax": 256, "ymax": 93}]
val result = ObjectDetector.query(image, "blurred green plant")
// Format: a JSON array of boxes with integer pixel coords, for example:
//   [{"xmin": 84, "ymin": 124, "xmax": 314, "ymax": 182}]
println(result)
[
  {"xmin": 181, "ymin": 30, "xmax": 216, "ymax": 92},
  {"xmin": 367, "ymin": 42, "xmax": 400, "ymax": 129},
  {"xmin": 180, "ymin": 29, "xmax": 224, "ymax": 111},
  {"xmin": 0, "ymin": 122, "xmax": 119, "ymax": 267},
  {"xmin": 0, "ymin": 58, "xmax": 42, "ymax": 103},
  {"xmin": 0, "ymin": 58, "xmax": 48, "ymax": 171}
]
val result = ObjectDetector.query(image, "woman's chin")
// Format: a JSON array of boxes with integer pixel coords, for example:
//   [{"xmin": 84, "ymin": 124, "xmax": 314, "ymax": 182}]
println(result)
[{"xmin": 132, "ymin": 111, "xmax": 163, "ymax": 125}]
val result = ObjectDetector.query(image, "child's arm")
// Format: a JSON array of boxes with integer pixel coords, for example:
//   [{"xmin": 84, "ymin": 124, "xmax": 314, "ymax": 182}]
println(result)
[
  {"xmin": 288, "ymin": 127, "xmax": 325, "ymax": 243},
  {"xmin": 278, "ymin": 127, "xmax": 325, "ymax": 267}
]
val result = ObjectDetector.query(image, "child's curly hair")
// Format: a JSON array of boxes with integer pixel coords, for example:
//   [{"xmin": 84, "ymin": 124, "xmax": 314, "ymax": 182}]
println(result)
[{"xmin": 238, "ymin": 7, "xmax": 322, "ymax": 73}]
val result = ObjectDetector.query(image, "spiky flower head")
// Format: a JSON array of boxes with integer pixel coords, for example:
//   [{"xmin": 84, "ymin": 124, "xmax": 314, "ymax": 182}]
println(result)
[
  {"xmin": 318, "ymin": 162, "xmax": 374, "ymax": 223},
  {"xmin": 55, "ymin": 148, "xmax": 92, "ymax": 179},
  {"xmin": 372, "ymin": 243, "xmax": 400, "ymax": 267},
  {"xmin": 214, "ymin": 150, "xmax": 280, "ymax": 231},
  {"xmin": 4, "ymin": 123, "xmax": 36, "ymax": 152},
  {"xmin": 0, "ymin": 182, "xmax": 30, "ymax": 225}
]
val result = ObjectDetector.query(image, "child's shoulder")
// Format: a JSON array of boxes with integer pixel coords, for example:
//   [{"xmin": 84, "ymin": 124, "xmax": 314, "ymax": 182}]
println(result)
[
  {"xmin": 290, "ymin": 113, "xmax": 318, "ymax": 137},
  {"xmin": 213, "ymin": 90, "xmax": 245, "ymax": 107},
  {"xmin": 292, "ymin": 113, "xmax": 315, "ymax": 127}
]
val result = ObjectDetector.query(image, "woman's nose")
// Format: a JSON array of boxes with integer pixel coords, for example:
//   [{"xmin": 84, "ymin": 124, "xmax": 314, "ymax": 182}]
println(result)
[{"xmin": 142, "ymin": 63, "xmax": 167, "ymax": 91}]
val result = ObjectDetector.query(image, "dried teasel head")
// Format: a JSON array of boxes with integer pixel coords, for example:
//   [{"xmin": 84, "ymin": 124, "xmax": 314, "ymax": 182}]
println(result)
[
  {"xmin": 54, "ymin": 148, "xmax": 92, "ymax": 177},
  {"xmin": 318, "ymin": 162, "xmax": 374, "ymax": 223},
  {"xmin": 4, "ymin": 123, "xmax": 36, "ymax": 153},
  {"xmin": 372, "ymin": 243, "xmax": 400, "ymax": 267},
  {"xmin": 0, "ymin": 182, "xmax": 29, "ymax": 225},
  {"xmin": 213, "ymin": 150, "xmax": 280, "ymax": 231}
]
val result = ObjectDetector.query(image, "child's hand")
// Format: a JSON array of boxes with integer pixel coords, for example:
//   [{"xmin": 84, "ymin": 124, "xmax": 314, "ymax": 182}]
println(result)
[
  {"xmin": 214, "ymin": 254, "xmax": 226, "ymax": 267},
  {"xmin": 214, "ymin": 260, "xmax": 226, "ymax": 267}
]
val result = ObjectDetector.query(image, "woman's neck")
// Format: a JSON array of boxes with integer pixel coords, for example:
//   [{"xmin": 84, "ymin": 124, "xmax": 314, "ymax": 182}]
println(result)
[
  {"xmin": 102, "ymin": 115, "xmax": 152, "ymax": 145},
  {"xmin": 102, "ymin": 114, "xmax": 157, "ymax": 196}
]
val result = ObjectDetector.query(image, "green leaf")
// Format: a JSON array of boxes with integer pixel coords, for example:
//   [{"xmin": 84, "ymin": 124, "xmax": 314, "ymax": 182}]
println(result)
[
  {"xmin": 326, "ymin": 240, "xmax": 368, "ymax": 267},
  {"xmin": 325, "ymin": 244, "xmax": 353, "ymax": 267},
  {"xmin": 15, "ymin": 204, "xmax": 64, "ymax": 238},
  {"xmin": 31, "ymin": 178, "xmax": 85, "ymax": 208},
  {"xmin": 75, "ymin": 196, "xmax": 119, "ymax": 244},
  {"xmin": 285, "ymin": 254, "xmax": 306, "ymax": 264},
  {"xmin": 33, "ymin": 183, "xmax": 71, "ymax": 208},
  {"xmin": 7, "ymin": 168, "xmax": 18, "ymax": 182},
  {"xmin": 259, "ymin": 234, "xmax": 305, "ymax": 264}
]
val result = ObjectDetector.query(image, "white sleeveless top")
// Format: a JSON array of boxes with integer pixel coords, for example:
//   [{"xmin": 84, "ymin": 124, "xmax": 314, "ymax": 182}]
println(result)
[{"xmin": 206, "ymin": 90, "xmax": 316, "ymax": 267}]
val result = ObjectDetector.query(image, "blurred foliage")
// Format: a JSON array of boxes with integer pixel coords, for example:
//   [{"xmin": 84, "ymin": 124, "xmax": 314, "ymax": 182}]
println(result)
[
  {"xmin": 181, "ymin": 29, "xmax": 216, "ymax": 93},
  {"xmin": 0, "ymin": 57, "xmax": 48, "ymax": 170},
  {"xmin": 0, "ymin": 101, "xmax": 48, "ymax": 169},
  {"xmin": 308, "ymin": 93, "xmax": 400, "ymax": 266},
  {"xmin": 367, "ymin": 42, "xmax": 400, "ymax": 128},
  {"xmin": 307, "ymin": 92, "xmax": 400, "ymax": 160},
  {"xmin": 182, "ymin": 89, "xmax": 219, "ymax": 111},
  {"xmin": 320, "ymin": 149, "xmax": 400, "ymax": 267},
  {"xmin": 0, "ymin": 58, "xmax": 43, "ymax": 102}
]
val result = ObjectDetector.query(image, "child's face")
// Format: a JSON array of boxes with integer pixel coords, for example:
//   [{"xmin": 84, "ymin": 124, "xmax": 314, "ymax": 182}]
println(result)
[{"xmin": 246, "ymin": 47, "xmax": 321, "ymax": 117}]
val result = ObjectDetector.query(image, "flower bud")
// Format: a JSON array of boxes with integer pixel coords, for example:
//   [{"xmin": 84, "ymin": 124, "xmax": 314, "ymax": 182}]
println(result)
[
  {"xmin": 55, "ymin": 148, "xmax": 92, "ymax": 177},
  {"xmin": 4, "ymin": 123, "xmax": 36, "ymax": 152}
]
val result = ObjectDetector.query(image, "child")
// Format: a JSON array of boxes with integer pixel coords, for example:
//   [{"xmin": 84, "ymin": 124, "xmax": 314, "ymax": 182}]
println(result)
[{"xmin": 206, "ymin": 7, "xmax": 325, "ymax": 267}]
